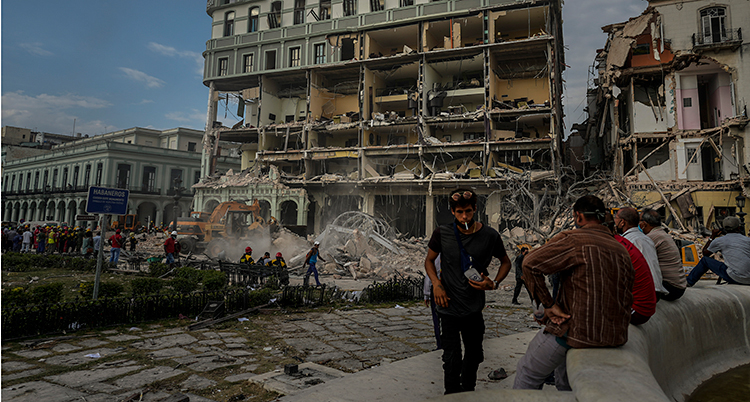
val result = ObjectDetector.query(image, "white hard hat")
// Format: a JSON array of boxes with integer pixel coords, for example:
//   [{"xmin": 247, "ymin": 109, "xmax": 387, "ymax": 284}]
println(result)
[
  {"xmin": 171, "ymin": 231, "xmax": 177, "ymax": 236},
  {"xmin": 314, "ymin": 241, "xmax": 320, "ymax": 246}
]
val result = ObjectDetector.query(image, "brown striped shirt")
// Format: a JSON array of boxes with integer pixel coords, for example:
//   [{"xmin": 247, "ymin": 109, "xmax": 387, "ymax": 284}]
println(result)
[{"xmin": 522, "ymin": 224, "xmax": 634, "ymax": 348}]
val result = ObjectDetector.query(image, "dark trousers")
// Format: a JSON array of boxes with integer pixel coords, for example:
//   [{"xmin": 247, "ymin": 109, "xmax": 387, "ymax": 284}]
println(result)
[
  {"xmin": 429, "ymin": 298, "xmax": 442, "ymax": 350},
  {"xmin": 657, "ymin": 280, "xmax": 686, "ymax": 302},
  {"xmin": 439, "ymin": 311, "xmax": 485, "ymax": 394},
  {"xmin": 512, "ymin": 278, "xmax": 533, "ymax": 303}
]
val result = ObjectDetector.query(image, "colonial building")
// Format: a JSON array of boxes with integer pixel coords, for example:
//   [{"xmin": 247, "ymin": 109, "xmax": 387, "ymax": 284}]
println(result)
[
  {"xmin": 579, "ymin": 0, "xmax": 750, "ymax": 233},
  {"xmin": 199, "ymin": 0, "xmax": 565, "ymax": 236},
  {"xmin": 2, "ymin": 127, "xmax": 240, "ymax": 227}
]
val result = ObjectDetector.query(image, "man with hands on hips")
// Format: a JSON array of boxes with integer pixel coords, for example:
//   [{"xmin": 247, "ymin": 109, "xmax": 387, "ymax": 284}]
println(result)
[{"xmin": 425, "ymin": 188, "xmax": 511, "ymax": 395}]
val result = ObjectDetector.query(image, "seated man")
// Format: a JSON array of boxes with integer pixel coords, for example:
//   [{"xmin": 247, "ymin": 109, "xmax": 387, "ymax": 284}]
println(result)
[
  {"xmin": 640, "ymin": 208, "xmax": 687, "ymax": 301},
  {"xmin": 604, "ymin": 213, "xmax": 656, "ymax": 325},
  {"xmin": 687, "ymin": 216, "xmax": 750, "ymax": 286}
]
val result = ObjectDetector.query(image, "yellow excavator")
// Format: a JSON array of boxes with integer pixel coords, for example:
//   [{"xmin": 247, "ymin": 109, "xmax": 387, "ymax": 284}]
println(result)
[{"xmin": 174, "ymin": 200, "xmax": 277, "ymax": 257}]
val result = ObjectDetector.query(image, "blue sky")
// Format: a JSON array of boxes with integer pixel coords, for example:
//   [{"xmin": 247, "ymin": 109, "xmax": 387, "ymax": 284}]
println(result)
[{"xmin": 1, "ymin": 0, "xmax": 646, "ymax": 137}]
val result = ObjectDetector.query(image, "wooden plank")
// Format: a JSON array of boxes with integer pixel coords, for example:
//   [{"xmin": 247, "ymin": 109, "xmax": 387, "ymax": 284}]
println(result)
[{"xmin": 638, "ymin": 161, "xmax": 687, "ymax": 232}]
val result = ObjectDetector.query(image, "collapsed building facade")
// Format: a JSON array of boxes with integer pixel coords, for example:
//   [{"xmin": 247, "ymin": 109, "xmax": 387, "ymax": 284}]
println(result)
[
  {"xmin": 577, "ymin": 0, "xmax": 750, "ymax": 233},
  {"xmin": 199, "ymin": 0, "xmax": 565, "ymax": 237}
]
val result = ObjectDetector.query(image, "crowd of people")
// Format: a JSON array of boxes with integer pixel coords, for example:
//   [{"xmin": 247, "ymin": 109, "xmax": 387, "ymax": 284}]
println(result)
[{"xmin": 424, "ymin": 190, "xmax": 750, "ymax": 395}]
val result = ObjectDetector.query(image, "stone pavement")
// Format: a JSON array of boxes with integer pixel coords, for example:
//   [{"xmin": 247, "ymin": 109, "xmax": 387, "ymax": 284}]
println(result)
[{"xmin": 2, "ymin": 278, "xmax": 538, "ymax": 402}]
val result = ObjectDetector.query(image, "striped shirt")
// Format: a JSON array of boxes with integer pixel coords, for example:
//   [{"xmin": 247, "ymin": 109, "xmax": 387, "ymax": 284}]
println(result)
[{"xmin": 522, "ymin": 224, "xmax": 634, "ymax": 348}]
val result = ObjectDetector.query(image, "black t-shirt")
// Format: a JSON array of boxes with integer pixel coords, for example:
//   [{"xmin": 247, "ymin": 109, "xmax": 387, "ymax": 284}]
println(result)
[{"xmin": 428, "ymin": 222, "xmax": 507, "ymax": 317}]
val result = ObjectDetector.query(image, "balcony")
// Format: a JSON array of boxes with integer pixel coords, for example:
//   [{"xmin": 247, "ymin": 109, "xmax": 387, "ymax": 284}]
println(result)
[{"xmin": 692, "ymin": 28, "xmax": 742, "ymax": 51}]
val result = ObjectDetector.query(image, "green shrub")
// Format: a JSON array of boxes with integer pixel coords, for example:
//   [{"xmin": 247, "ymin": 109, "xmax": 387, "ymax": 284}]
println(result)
[
  {"xmin": 67, "ymin": 257, "xmax": 96, "ymax": 271},
  {"xmin": 170, "ymin": 277, "xmax": 199, "ymax": 294},
  {"xmin": 79, "ymin": 281, "xmax": 125, "ymax": 298},
  {"xmin": 2, "ymin": 286, "xmax": 31, "ymax": 305},
  {"xmin": 1, "ymin": 253, "xmax": 95, "ymax": 272},
  {"xmin": 30, "ymin": 282, "xmax": 64, "ymax": 304},
  {"xmin": 176, "ymin": 267, "xmax": 204, "ymax": 283},
  {"xmin": 131, "ymin": 277, "xmax": 164, "ymax": 296},
  {"xmin": 202, "ymin": 270, "xmax": 226, "ymax": 291},
  {"xmin": 148, "ymin": 262, "xmax": 172, "ymax": 278}
]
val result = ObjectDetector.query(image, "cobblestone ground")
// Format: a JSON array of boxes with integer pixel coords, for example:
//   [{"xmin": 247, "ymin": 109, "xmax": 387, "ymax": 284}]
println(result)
[{"xmin": 1, "ymin": 278, "xmax": 536, "ymax": 402}]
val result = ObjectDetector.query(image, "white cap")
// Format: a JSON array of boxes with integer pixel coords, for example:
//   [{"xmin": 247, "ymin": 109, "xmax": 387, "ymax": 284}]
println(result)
[
  {"xmin": 171, "ymin": 231, "xmax": 177, "ymax": 236},
  {"xmin": 314, "ymin": 241, "xmax": 320, "ymax": 246}
]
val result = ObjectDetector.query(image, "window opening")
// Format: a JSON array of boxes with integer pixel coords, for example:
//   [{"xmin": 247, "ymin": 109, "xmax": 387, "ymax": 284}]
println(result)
[
  {"xmin": 224, "ymin": 11, "xmax": 235, "ymax": 37},
  {"xmin": 248, "ymin": 7, "xmax": 259, "ymax": 32},
  {"xmin": 269, "ymin": 1, "xmax": 282, "ymax": 29},
  {"xmin": 294, "ymin": 0, "xmax": 305, "ymax": 24},
  {"xmin": 243, "ymin": 54, "xmax": 254, "ymax": 73},
  {"xmin": 266, "ymin": 50, "xmax": 277, "ymax": 69},
  {"xmin": 314, "ymin": 43, "xmax": 326, "ymax": 64},
  {"xmin": 289, "ymin": 47, "xmax": 301, "ymax": 67}
]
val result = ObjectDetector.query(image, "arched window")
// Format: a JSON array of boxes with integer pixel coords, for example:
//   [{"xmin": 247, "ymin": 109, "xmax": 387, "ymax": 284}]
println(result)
[
  {"xmin": 224, "ymin": 11, "xmax": 235, "ymax": 37},
  {"xmin": 700, "ymin": 7, "xmax": 727, "ymax": 44},
  {"xmin": 248, "ymin": 7, "xmax": 259, "ymax": 32}
]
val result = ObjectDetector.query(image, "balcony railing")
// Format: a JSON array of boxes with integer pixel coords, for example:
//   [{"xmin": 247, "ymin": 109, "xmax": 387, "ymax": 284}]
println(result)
[{"xmin": 692, "ymin": 28, "xmax": 742, "ymax": 48}]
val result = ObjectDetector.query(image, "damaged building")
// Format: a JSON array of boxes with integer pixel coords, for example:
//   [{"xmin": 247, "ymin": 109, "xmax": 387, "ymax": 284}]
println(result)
[
  {"xmin": 199, "ymin": 0, "xmax": 565, "ymax": 237},
  {"xmin": 576, "ymin": 0, "xmax": 750, "ymax": 233}
]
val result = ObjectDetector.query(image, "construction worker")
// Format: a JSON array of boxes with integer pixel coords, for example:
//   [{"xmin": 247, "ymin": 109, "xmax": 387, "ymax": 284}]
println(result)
[
  {"xmin": 240, "ymin": 247, "xmax": 255, "ymax": 264},
  {"xmin": 270, "ymin": 252, "xmax": 287, "ymax": 268},
  {"xmin": 262, "ymin": 252, "xmax": 272, "ymax": 266},
  {"xmin": 303, "ymin": 241, "xmax": 326, "ymax": 286},
  {"xmin": 164, "ymin": 231, "xmax": 177, "ymax": 265},
  {"xmin": 128, "ymin": 233, "xmax": 138, "ymax": 252}
]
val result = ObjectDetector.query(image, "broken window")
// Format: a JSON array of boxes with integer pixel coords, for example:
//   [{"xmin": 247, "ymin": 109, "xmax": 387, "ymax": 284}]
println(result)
[
  {"xmin": 320, "ymin": 0, "xmax": 331, "ymax": 20},
  {"xmin": 424, "ymin": 55, "xmax": 484, "ymax": 118},
  {"xmin": 218, "ymin": 58, "xmax": 229, "ymax": 76},
  {"xmin": 265, "ymin": 50, "xmax": 277, "ymax": 70},
  {"xmin": 701, "ymin": 7, "xmax": 727, "ymax": 44},
  {"xmin": 188, "ymin": 142, "xmax": 197, "ymax": 152},
  {"xmin": 423, "ymin": 14, "xmax": 483, "ymax": 51},
  {"xmin": 243, "ymin": 53, "xmax": 254, "ymax": 73},
  {"xmin": 366, "ymin": 62, "xmax": 418, "ymax": 119},
  {"xmin": 294, "ymin": 0, "xmax": 305, "ymax": 25},
  {"xmin": 309, "ymin": 67, "xmax": 360, "ymax": 134},
  {"xmin": 370, "ymin": 0, "xmax": 384, "ymax": 12},
  {"xmin": 248, "ymin": 7, "xmax": 259, "ymax": 32},
  {"xmin": 314, "ymin": 43, "xmax": 326, "ymax": 64},
  {"xmin": 365, "ymin": 23, "xmax": 418, "ymax": 59},
  {"xmin": 259, "ymin": 73, "xmax": 307, "ymax": 126},
  {"xmin": 269, "ymin": 1, "xmax": 282, "ymax": 29},
  {"xmin": 343, "ymin": 0, "xmax": 356, "ymax": 16},
  {"xmin": 490, "ymin": 6, "xmax": 548, "ymax": 44},
  {"xmin": 224, "ymin": 11, "xmax": 235, "ymax": 37},
  {"xmin": 341, "ymin": 38, "xmax": 355, "ymax": 60},
  {"xmin": 289, "ymin": 47, "xmax": 301, "ymax": 67}
]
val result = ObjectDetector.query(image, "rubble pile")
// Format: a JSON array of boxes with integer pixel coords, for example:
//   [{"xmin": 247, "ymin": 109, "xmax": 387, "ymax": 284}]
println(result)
[{"xmin": 288, "ymin": 211, "xmax": 428, "ymax": 281}]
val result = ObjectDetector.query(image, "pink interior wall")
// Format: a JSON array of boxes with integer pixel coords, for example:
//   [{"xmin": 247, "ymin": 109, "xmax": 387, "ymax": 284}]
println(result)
[
  {"xmin": 676, "ymin": 88, "xmax": 700, "ymax": 130},
  {"xmin": 710, "ymin": 85, "xmax": 733, "ymax": 124}
]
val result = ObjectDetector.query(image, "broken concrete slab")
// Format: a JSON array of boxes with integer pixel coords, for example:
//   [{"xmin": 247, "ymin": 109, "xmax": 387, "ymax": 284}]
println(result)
[
  {"xmin": 45, "ymin": 365, "xmax": 143, "ymax": 387},
  {"xmin": 44, "ymin": 348, "xmax": 122, "ymax": 367},
  {"xmin": 76, "ymin": 339, "xmax": 110, "ymax": 348},
  {"xmin": 179, "ymin": 374, "xmax": 217, "ymax": 390},
  {"xmin": 2, "ymin": 361, "xmax": 36, "ymax": 372},
  {"xmin": 11, "ymin": 350, "xmax": 51, "ymax": 359},
  {"xmin": 50, "ymin": 343, "xmax": 82, "ymax": 353},
  {"xmin": 131, "ymin": 333, "xmax": 198, "ymax": 350},
  {"xmin": 172, "ymin": 352, "xmax": 244, "ymax": 372},
  {"xmin": 224, "ymin": 372, "xmax": 257, "ymax": 383},
  {"xmin": 3, "ymin": 368, "xmax": 45, "ymax": 381},
  {"xmin": 106, "ymin": 334, "xmax": 141, "ymax": 342},
  {"xmin": 249, "ymin": 363, "xmax": 347, "ymax": 396},
  {"xmin": 113, "ymin": 366, "xmax": 186, "ymax": 390},
  {"xmin": 147, "ymin": 347, "xmax": 193, "ymax": 359},
  {"xmin": 1, "ymin": 381, "xmax": 88, "ymax": 402}
]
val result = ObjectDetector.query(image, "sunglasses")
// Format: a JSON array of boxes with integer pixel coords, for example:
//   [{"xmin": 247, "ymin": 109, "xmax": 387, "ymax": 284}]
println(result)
[{"xmin": 451, "ymin": 191, "xmax": 473, "ymax": 201}]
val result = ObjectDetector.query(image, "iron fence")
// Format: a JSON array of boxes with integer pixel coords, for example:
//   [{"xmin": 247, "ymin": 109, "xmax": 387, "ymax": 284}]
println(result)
[
  {"xmin": 1, "ymin": 288, "xmax": 269, "ymax": 341},
  {"xmin": 362, "ymin": 277, "xmax": 424, "ymax": 304},
  {"xmin": 219, "ymin": 261, "xmax": 289, "ymax": 287}
]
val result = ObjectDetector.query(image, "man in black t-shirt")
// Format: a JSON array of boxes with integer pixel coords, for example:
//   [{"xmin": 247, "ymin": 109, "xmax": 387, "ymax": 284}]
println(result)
[{"xmin": 425, "ymin": 189, "xmax": 511, "ymax": 394}]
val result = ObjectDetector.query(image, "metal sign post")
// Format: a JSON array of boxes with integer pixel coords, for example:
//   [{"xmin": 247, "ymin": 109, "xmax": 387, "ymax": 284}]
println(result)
[
  {"xmin": 86, "ymin": 187, "xmax": 129, "ymax": 300},
  {"xmin": 93, "ymin": 214, "xmax": 105, "ymax": 300}
]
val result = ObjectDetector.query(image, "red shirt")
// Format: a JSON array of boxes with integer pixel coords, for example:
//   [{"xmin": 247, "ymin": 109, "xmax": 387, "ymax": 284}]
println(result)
[
  {"xmin": 164, "ymin": 237, "xmax": 176, "ymax": 254},
  {"xmin": 615, "ymin": 235, "xmax": 657, "ymax": 318},
  {"xmin": 110, "ymin": 234, "xmax": 123, "ymax": 249}
]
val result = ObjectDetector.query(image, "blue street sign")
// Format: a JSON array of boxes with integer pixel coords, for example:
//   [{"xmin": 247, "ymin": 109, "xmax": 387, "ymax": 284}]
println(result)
[{"xmin": 86, "ymin": 186, "xmax": 130, "ymax": 215}]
